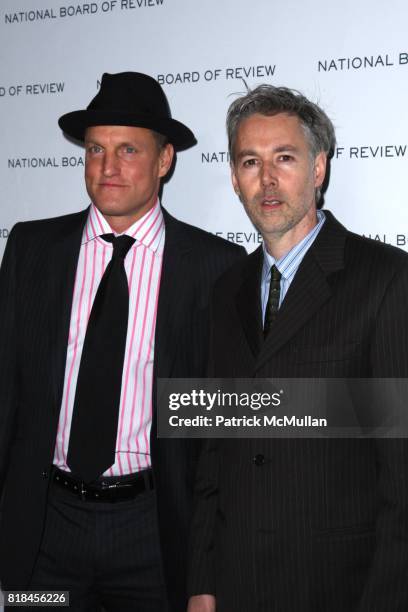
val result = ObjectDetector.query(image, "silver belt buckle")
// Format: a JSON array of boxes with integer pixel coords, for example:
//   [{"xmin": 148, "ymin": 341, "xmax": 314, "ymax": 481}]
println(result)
[{"xmin": 80, "ymin": 481, "xmax": 87, "ymax": 501}]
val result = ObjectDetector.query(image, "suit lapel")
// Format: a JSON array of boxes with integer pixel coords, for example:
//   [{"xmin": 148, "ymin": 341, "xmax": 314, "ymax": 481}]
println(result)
[
  {"xmin": 48, "ymin": 210, "xmax": 88, "ymax": 411},
  {"xmin": 255, "ymin": 211, "xmax": 347, "ymax": 372},
  {"xmin": 255, "ymin": 255, "xmax": 332, "ymax": 371},
  {"xmin": 231, "ymin": 211, "xmax": 347, "ymax": 372},
  {"xmin": 154, "ymin": 208, "xmax": 193, "ymax": 383},
  {"xmin": 235, "ymin": 247, "xmax": 264, "ymax": 358}
]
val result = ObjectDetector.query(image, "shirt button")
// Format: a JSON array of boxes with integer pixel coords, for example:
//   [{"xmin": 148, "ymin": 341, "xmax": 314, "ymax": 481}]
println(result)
[
  {"xmin": 41, "ymin": 470, "xmax": 48, "ymax": 479},
  {"xmin": 253, "ymin": 454, "xmax": 265, "ymax": 466}
]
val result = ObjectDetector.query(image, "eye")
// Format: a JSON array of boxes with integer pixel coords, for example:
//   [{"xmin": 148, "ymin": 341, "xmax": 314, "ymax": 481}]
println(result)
[
  {"xmin": 277, "ymin": 154, "xmax": 294, "ymax": 162},
  {"xmin": 86, "ymin": 144, "xmax": 103, "ymax": 155},
  {"xmin": 122, "ymin": 145, "xmax": 137, "ymax": 155},
  {"xmin": 242, "ymin": 158, "xmax": 258, "ymax": 168}
]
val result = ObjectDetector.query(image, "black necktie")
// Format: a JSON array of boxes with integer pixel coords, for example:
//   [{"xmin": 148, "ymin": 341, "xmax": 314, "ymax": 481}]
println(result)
[
  {"xmin": 263, "ymin": 265, "xmax": 281, "ymax": 338},
  {"xmin": 67, "ymin": 234, "xmax": 135, "ymax": 483}
]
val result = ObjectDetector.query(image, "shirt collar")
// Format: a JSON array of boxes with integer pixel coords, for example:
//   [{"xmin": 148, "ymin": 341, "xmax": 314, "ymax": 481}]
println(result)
[
  {"xmin": 82, "ymin": 200, "xmax": 165, "ymax": 253},
  {"xmin": 262, "ymin": 209, "xmax": 326, "ymax": 281}
]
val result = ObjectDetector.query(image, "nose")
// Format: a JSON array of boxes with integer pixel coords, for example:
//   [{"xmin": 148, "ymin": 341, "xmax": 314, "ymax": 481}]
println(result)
[
  {"xmin": 102, "ymin": 151, "xmax": 120, "ymax": 177},
  {"xmin": 261, "ymin": 161, "xmax": 278, "ymax": 188}
]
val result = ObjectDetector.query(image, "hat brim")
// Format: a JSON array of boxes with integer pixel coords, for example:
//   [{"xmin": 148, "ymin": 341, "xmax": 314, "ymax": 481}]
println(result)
[{"xmin": 58, "ymin": 110, "xmax": 196, "ymax": 150}]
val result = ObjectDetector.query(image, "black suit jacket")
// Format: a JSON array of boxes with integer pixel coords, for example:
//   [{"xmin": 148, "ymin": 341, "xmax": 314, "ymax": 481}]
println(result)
[
  {"xmin": 189, "ymin": 211, "xmax": 408, "ymax": 612},
  {"xmin": 0, "ymin": 206, "xmax": 245, "ymax": 611}
]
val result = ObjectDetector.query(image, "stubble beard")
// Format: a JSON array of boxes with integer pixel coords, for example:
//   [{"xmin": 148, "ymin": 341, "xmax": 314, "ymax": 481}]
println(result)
[{"xmin": 246, "ymin": 192, "xmax": 316, "ymax": 241}]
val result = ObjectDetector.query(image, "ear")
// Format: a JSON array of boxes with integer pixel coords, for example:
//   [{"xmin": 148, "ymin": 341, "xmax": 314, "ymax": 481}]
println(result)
[
  {"xmin": 231, "ymin": 163, "xmax": 240, "ymax": 196},
  {"xmin": 158, "ymin": 143, "xmax": 174, "ymax": 178},
  {"xmin": 314, "ymin": 152, "xmax": 327, "ymax": 188}
]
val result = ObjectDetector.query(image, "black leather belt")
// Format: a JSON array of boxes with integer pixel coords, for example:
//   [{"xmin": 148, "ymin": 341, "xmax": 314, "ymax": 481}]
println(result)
[{"xmin": 53, "ymin": 467, "xmax": 154, "ymax": 502}]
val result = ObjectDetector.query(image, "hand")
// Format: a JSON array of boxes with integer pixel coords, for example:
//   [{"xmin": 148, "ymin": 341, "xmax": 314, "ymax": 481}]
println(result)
[{"xmin": 187, "ymin": 594, "xmax": 216, "ymax": 612}]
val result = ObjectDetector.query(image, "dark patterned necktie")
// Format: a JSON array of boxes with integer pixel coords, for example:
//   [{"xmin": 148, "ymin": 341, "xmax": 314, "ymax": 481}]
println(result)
[
  {"xmin": 263, "ymin": 265, "xmax": 281, "ymax": 338},
  {"xmin": 67, "ymin": 234, "xmax": 135, "ymax": 483}
]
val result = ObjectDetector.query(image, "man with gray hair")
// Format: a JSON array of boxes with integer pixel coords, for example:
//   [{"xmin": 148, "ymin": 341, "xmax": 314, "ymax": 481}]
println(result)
[{"xmin": 187, "ymin": 85, "xmax": 408, "ymax": 611}]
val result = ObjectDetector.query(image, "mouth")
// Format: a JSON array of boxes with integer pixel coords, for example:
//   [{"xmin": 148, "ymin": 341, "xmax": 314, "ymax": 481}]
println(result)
[
  {"xmin": 99, "ymin": 183, "xmax": 127, "ymax": 189},
  {"xmin": 261, "ymin": 197, "xmax": 283, "ymax": 209}
]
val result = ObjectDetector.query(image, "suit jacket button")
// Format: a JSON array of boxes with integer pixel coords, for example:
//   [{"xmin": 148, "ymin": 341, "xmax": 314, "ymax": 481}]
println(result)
[
  {"xmin": 253, "ymin": 454, "xmax": 265, "ymax": 466},
  {"xmin": 41, "ymin": 470, "xmax": 48, "ymax": 479}
]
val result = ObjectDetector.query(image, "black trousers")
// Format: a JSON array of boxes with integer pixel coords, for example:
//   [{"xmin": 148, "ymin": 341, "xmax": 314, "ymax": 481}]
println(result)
[{"xmin": 14, "ymin": 477, "xmax": 168, "ymax": 611}]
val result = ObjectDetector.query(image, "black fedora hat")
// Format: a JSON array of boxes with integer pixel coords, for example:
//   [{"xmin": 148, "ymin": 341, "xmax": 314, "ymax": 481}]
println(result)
[{"xmin": 58, "ymin": 71, "xmax": 196, "ymax": 150}]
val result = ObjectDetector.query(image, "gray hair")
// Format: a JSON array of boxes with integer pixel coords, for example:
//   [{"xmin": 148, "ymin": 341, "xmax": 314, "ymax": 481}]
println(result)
[{"xmin": 227, "ymin": 84, "xmax": 336, "ymax": 163}]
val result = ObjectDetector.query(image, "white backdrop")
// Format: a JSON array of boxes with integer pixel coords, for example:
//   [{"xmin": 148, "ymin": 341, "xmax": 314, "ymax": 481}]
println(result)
[
  {"xmin": 0, "ymin": 1, "xmax": 408, "ymax": 604},
  {"xmin": 0, "ymin": 0, "xmax": 408, "ymax": 604},
  {"xmin": 1, "ymin": 0, "xmax": 408, "ymax": 262}
]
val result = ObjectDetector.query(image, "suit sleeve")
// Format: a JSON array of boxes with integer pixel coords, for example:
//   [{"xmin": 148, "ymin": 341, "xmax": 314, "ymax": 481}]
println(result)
[
  {"xmin": 187, "ymin": 288, "xmax": 220, "ymax": 597},
  {"xmin": 0, "ymin": 226, "xmax": 20, "ymax": 502},
  {"xmin": 358, "ymin": 259, "xmax": 408, "ymax": 611},
  {"xmin": 187, "ymin": 437, "xmax": 218, "ymax": 597}
]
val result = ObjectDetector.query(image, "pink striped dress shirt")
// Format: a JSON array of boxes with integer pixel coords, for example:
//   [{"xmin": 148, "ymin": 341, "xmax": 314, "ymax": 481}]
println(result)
[{"xmin": 53, "ymin": 200, "xmax": 164, "ymax": 476}]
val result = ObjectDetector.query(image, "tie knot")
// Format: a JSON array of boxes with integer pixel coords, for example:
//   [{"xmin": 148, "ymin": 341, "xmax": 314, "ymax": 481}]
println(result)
[
  {"xmin": 102, "ymin": 234, "xmax": 135, "ymax": 259},
  {"xmin": 270, "ymin": 265, "xmax": 281, "ymax": 282}
]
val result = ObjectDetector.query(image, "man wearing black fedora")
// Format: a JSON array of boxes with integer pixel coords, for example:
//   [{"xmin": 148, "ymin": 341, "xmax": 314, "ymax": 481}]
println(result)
[{"xmin": 0, "ymin": 72, "xmax": 244, "ymax": 611}]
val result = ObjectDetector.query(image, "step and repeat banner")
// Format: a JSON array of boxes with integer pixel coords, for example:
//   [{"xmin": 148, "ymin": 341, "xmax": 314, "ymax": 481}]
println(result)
[
  {"xmin": 1, "ymin": 0, "xmax": 407, "ymax": 262},
  {"xmin": 0, "ymin": 2, "xmax": 407, "ymax": 608}
]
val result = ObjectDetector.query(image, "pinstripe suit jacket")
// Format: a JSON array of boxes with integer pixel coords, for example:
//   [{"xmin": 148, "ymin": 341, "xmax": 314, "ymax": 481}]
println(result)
[
  {"xmin": 189, "ymin": 211, "xmax": 408, "ymax": 612},
  {"xmin": 0, "ymin": 206, "xmax": 244, "ymax": 611}
]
